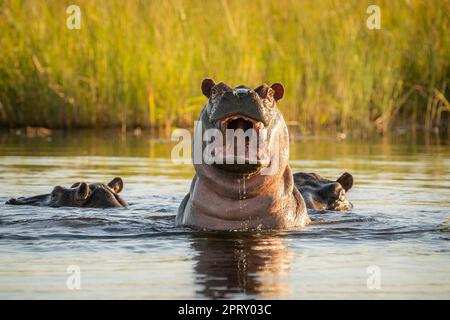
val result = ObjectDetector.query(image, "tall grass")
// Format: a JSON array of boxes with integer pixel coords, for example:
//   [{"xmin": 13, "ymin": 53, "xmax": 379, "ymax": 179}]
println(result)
[{"xmin": 0, "ymin": 0, "xmax": 449, "ymax": 134}]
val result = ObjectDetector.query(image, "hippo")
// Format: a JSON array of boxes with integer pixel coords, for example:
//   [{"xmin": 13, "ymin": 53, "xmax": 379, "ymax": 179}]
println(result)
[
  {"xmin": 293, "ymin": 172, "xmax": 353, "ymax": 211},
  {"xmin": 176, "ymin": 78, "xmax": 310, "ymax": 230},
  {"xmin": 5, "ymin": 177, "xmax": 127, "ymax": 208}
]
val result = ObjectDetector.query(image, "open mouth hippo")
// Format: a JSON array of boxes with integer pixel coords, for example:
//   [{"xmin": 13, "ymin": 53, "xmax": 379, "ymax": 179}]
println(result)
[
  {"xmin": 176, "ymin": 79, "xmax": 310, "ymax": 230},
  {"xmin": 293, "ymin": 172, "xmax": 353, "ymax": 211},
  {"xmin": 5, "ymin": 177, "xmax": 127, "ymax": 208}
]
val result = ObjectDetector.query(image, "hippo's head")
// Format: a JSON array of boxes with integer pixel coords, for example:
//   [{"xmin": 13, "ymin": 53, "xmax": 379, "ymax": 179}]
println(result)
[
  {"xmin": 293, "ymin": 172, "xmax": 354, "ymax": 211},
  {"xmin": 5, "ymin": 177, "xmax": 127, "ymax": 208},
  {"xmin": 198, "ymin": 78, "xmax": 288, "ymax": 176}
]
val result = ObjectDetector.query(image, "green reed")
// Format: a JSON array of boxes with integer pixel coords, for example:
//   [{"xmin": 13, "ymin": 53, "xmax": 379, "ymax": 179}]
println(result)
[{"xmin": 0, "ymin": 0, "xmax": 449, "ymax": 134}]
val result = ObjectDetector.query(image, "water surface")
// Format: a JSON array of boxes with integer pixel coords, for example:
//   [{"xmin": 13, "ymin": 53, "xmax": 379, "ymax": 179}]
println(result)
[{"xmin": 0, "ymin": 130, "xmax": 449, "ymax": 299}]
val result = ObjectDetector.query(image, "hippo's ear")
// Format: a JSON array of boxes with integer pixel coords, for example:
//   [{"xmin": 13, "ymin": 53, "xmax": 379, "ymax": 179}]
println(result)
[
  {"xmin": 270, "ymin": 83, "xmax": 284, "ymax": 101},
  {"xmin": 75, "ymin": 182, "xmax": 91, "ymax": 201},
  {"xmin": 201, "ymin": 78, "xmax": 215, "ymax": 98},
  {"xmin": 70, "ymin": 182, "xmax": 81, "ymax": 188},
  {"xmin": 337, "ymin": 172, "xmax": 353, "ymax": 192},
  {"xmin": 108, "ymin": 177, "xmax": 124, "ymax": 193}
]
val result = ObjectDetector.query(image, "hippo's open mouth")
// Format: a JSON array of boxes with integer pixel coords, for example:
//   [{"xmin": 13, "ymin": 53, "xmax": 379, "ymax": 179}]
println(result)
[
  {"xmin": 211, "ymin": 114, "xmax": 270, "ymax": 175},
  {"xmin": 217, "ymin": 115, "xmax": 264, "ymax": 134}
]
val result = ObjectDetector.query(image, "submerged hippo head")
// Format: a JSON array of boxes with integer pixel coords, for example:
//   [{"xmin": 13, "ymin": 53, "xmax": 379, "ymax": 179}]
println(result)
[
  {"xmin": 293, "ymin": 172, "xmax": 353, "ymax": 211},
  {"xmin": 5, "ymin": 177, "xmax": 127, "ymax": 208},
  {"xmin": 176, "ymin": 79, "xmax": 309, "ymax": 230}
]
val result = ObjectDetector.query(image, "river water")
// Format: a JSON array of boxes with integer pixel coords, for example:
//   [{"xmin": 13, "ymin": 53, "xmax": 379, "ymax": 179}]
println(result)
[{"xmin": 0, "ymin": 130, "xmax": 449, "ymax": 299}]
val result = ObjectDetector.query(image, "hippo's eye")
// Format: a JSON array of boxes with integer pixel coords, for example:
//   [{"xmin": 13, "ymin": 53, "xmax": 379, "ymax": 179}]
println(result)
[
  {"xmin": 211, "ymin": 87, "xmax": 218, "ymax": 96},
  {"xmin": 51, "ymin": 194, "xmax": 57, "ymax": 199},
  {"xmin": 266, "ymin": 89, "xmax": 275, "ymax": 101}
]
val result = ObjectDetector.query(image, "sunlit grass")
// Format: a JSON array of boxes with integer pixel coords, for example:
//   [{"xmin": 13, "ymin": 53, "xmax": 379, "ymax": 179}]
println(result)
[{"xmin": 0, "ymin": 0, "xmax": 448, "ymax": 134}]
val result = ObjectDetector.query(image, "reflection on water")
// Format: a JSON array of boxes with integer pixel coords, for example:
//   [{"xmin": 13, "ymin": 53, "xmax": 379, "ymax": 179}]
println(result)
[
  {"xmin": 0, "ymin": 130, "xmax": 449, "ymax": 299},
  {"xmin": 191, "ymin": 233, "xmax": 293, "ymax": 299}
]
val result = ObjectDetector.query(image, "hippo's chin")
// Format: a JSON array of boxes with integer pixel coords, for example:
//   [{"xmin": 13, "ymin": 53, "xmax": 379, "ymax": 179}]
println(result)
[
  {"xmin": 213, "ymin": 163, "xmax": 262, "ymax": 175},
  {"xmin": 212, "ymin": 156, "xmax": 270, "ymax": 175}
]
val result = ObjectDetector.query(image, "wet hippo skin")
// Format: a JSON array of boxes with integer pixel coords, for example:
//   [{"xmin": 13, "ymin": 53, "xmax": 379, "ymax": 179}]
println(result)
[
  {"xmin": 176, "ymin": 79, "xmax": 310, "ymax": 230},
  {"xmin": 5, "ymin": 177, "xmax": 127, "ymax": 208},
  {"xmin": 293, "ymin": 172, "xmax": 353, "ymax": 211}
]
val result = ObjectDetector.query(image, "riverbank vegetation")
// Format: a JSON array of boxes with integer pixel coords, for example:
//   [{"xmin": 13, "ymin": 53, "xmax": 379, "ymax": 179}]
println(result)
[{"xmin": 0, "ymin": 0, "xmax": 449, "ymax": 135}]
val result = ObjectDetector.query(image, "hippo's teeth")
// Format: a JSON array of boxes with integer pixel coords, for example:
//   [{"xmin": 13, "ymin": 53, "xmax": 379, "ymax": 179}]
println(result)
[
  {"xmin": 254, "ymin": 122, "xmax": 263, "ymax": 131},
  {"xmin": 220, "ymin": 120, "xmax": 227, "ymax": 133}
]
